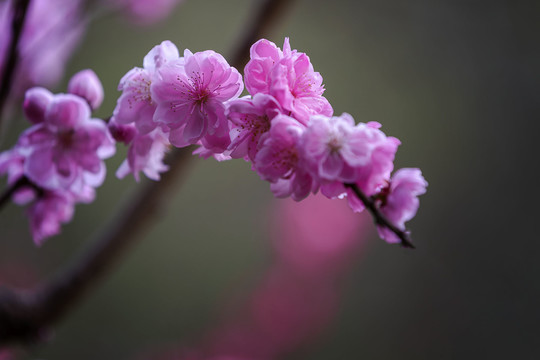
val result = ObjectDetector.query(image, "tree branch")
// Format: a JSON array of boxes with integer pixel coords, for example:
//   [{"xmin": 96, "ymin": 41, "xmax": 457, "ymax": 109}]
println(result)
[
  {"xmin": 344, "ymin": 183, "xmax": 415, "ymax": 249},
  {"xmin": 0, "ymin": 0, "xmax": 297, "ymax": 346},
  {"xmin": 0, "ymin": 0, "xmax": 31, "ymax": 127}
]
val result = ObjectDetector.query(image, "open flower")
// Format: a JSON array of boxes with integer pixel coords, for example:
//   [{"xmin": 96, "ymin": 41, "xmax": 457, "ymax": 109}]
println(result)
[
  {"xmin": 152, "ymin": 49, "xmax": 243, "ymax": 152},
  {"xmin": 244, "ymin": 38, "xmax": 332, "ymax": 124},
  {"xmin": 255, "ymin": 115, "xmax": 317, "ymax": 201},
  {"xmin": 226, "ymin": 93, "xmax": 283, "ymax": 162},
  {"xmin": 18, "ymin": 90, "xmax": 115, "ymax": 192},
  {"xmin": 116, "ymin": 128, "xmax": 170, "ymax": 181},
  {"xmin": 376, "ymin": 168, "xmax": 427, "ymax": 243},
  {"xmin": 301, "ymin": 113, "xmax": 377, "ymax": 183},
  {"xmin": 27, "ymin": 190, "xmax": 75, "ymax": 246},
  {"xmin": 112, "ymin": 40, "xmax": 180, "ymax": 134}
]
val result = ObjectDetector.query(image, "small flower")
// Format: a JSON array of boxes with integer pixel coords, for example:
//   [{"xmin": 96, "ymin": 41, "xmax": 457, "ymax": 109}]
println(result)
[
  {"xmin": 68, "ymin": 69, "xmax": 104, "ymax": 110},
  {"xmin": 27, "ymin": 190, "xmax": 75, "ymax": 246},
  {"xmin": 299, "ymin": 114, "xmax": 400, "ymax": 212},
  {"xmin": 152, "ymin": 49, "xmax": 243, "ymax": 152},
  {"xmin": 18, "ymin": 92, "xmax": 115, "ymax": 191},
  {"xmin": 376, "ymin": 168, "xmax": 428, "ymax": 243},
  {"xmin": 301, "ymin": 113, "xmax": 374, "ymax": 183},
  {"xmin": 226, "ymin": 93, "xmax": 283, "ymax": 162},
  {"xmin": 112, "ymin": 40, "xmax": 179, "ymax": 134},
  {"xmin": 116, "ymin": 128, "xmax": 170, "ymax": 181},
  {"xmin": 255, "ymin": 115, "xmax": 317, "ymax": 201},
  {"xmin": 244, "ymin": 38, "xmax": 332, "ymax": 124}
]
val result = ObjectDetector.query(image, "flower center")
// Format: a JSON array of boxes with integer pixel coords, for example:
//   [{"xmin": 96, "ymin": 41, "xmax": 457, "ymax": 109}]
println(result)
[
  {"xmin": 327, "ymin": 135, "xmax": 343, "ymax": 153},
  {"xmin": 58, "ymin": 129, "xmax": 75, "ymax": 148}
]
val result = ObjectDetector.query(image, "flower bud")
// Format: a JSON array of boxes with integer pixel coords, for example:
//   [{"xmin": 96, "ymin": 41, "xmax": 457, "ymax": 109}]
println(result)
[
  {"xmin": 108, "ymin": 120, "xmax": 138, "ymax": 144},
  {"xmin": 67, "ymin": 69, "xmax": 104, "ymax": 110},
  {"xmin": 23, "ymin": 87, "xmax": 53, "ymax": 124}
]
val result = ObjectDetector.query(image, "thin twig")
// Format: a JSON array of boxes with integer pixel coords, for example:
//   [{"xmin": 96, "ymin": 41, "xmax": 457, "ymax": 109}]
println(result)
[
  {"xmin": 0, "ymin": 177, "xmax": 26, "ymax": 211},
  {"xmin": 0, "ymin": 0, "xmax": 32, "ymax": 127},
  {"xmin": 0, "ymin": 176, "xmax": 42, "ymax": 212},
  {"xmin": 344, "ymin": 183, "xmax": 415, "ymax": 249},
  {"xmin": 0, "ymin": 0, "xmax": 297, "ymax": 345}
]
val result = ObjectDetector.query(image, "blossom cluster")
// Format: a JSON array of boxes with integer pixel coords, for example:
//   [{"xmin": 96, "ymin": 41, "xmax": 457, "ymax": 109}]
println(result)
[
  {"xmin": 1, "ymin": 37, "xmax": 426, "ymax": 245},
  {"xmin": 0, "ymin": 70, "xmax": 114, "ymax": 244},
  {"xmin": 110, "ymin": 38, "xmax": 427, "ymax": 244}
]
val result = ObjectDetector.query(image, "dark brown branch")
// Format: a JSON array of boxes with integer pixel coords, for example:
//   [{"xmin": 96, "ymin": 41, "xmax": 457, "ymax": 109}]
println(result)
[
  {"xmin": 0, "ymin": 177, "xmax": 27, "ymax": 211},
  {"xmin": 0, "ymin": 0, "xmax": 31, "ymax": 126},
  {"xmin": 0, "ymin": 0, "xmax": 296, "ymax": 346},
  {"xmin": 344, "ymin": 183, "xmax": 415, "ymax": 249},
  {"xmin": 1, "ymin": 147, "xmax": 193, "ymax": 344},
  {"xmin": 0, "ymin": 177, "xmax": 43, "ymax": 212}
]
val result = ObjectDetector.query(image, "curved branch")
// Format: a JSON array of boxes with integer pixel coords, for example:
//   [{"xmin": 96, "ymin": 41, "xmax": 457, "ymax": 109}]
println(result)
[
  {"xmin": 0, "ymin": 0, "xmax": 297, "ymax": 346},
  {"xmin": 344, "ymin": 183, "xmax": 415, "ymax": 249},
  {"xmin": 0, "ymin": 0, "xmax": 32, "ymax": 127}
]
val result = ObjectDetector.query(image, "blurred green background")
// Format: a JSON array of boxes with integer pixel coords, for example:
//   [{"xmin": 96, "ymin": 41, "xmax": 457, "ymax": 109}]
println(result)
[{"xmin": 1, "ymin": 0, "xmax": 539, "ymax": 358}]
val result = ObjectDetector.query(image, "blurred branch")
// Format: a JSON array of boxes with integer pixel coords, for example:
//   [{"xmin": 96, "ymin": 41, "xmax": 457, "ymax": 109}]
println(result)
[
  {"xmin": 228, "ymin": 0, "xmax": 296, "ymax": 68},
  {"xmin": 344, "ymin": 183, "xmax": 415, "ymax": 249},
  {"xmin": 0, "ymin": 0, "xmax": 31, "ymax": 129},
  {"xmin": 0, "ymin": 0, "xmax": 297, "ymax": 346}
]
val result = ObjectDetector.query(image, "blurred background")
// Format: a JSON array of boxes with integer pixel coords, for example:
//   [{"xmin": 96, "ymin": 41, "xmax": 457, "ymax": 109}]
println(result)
[{"xmin": 1, "ymin": 0, "xmax": 540, "ymax": 358}]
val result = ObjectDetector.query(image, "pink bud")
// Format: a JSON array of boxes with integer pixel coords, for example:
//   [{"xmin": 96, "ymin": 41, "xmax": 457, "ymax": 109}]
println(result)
[
  {"xmin": 23, "ymin": 87, "xmax": 53, "ymax": 124},
  {"xmin": 67, "ymin": 69, "xmax": 104, "ymax": 110},
  {"xmin": 108, "ymin": 120, "xmax": 138, "ymax": 144}
]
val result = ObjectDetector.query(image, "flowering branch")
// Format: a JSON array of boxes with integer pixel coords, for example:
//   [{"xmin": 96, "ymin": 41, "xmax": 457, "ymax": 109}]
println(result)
[
  {"xmin": 0, "ymin": 0, "xmax": 297, "ymax": 346},
  {"xmin": 344, "ymin": 183, "xmax": 415, "ymax": 248},
  {"xmin": 0, "ymin": 0, "xmax": 31, "ymax": 125}
]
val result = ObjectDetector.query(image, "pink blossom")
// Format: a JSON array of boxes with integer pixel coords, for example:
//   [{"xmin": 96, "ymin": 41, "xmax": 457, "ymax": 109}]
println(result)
[
  {"xmin": 17, "ymin": 92, "xmax": 115, "ymax": 191},
  {"xmin": 116, "ymin": 128, "xmax": 170, "ymax": 181},
  {"xmin": 112, "ymin": 40, "xmax": 180, "ymax": 134},
  {"xmin": 0, "ymin": 140, "xmax": 95, "ymax": 244},
  {"xmin": 0, "ymin": 0, "xmax": 85, "ymax": 97},
  {"xmin": 255, "ymin": 115, "xmax": 317, "ymax": 201},
  {"xmin": 244, "ymin": 39, "xmax": 283, "ymax": 95},
  {"xmin": 67, "ymin": 69, "xmax": 104, "ymax": 110},
  {"xmin": 226, "ymin": 93, "xmax": 282, "ymax": 161},
  {"xmin": 300, "ymin": 119, "xmax": 400, "ymax": 212},
  {"xmin": 301, "ymin": 113, "xmax": 378, "ymax": 183},
  {"xmin": 152, "ymin": 49, "xmax": 243, "ymax": 152},
  {"xmin": 27, "ymin": 190, "xmax": 75, "ymax": 246},
  {"xmin": 244, "ymin": 38, "xmax": 332, "ymax": 124},
  {"xmin": 376, "ymin": 168, "xmax": 427, "ymax": 243}
]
